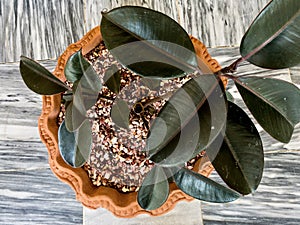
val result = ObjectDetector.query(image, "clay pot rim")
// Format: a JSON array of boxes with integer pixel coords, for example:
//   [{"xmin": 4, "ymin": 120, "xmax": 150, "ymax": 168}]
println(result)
[{"xmin": 38, "ymin": 26, "xmax": 221, "ymax": 218}]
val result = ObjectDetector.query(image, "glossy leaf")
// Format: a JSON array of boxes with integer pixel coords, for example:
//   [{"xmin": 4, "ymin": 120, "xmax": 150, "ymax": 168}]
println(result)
[
  {"xmin": 111, "ymin": 99, "xmax": 130, "ymax": 129},
  {"xmin": 235, "ymin": 77, "xmax": 300, "ymax": 143},
  {"xmin": 73, "ymin": 73, "xmax": 102, "ymax": 108},
  {"xmin": 140, "ymin": 77, "xmax": 161, "ymax": 91},
  {"xmin": 240, "ymin": 0, "xmax": 300, "ymax": 69},
  {"xmin": 207, "ymin": 102, "xmax": 264, "ymax": 195},
  {"xmin": 101, "ymin": 6, "xmax": 198, "ymax": 78},
  {"xmin": 147, "ymin": 75, "xmax": 227, "ymax": 166},
  {"xmin": 150, "ymin": 102, "xmax": 210, "ymax": 167},
  {"xmin": 64, "ymin": 99, "xmax": 72, "ymax": 110},
  {"xmin": 58, "ymin": 120, "xmax": 92, "ymax": 168},
  {"xmin": 65, "ymin": 50, "xmax": 94, "ymax": 83},
  {"xmin": 62, "ymin": 90, "xmax": 73, "ymax": 103},
  {"xmin": 71, "ymin": 59, "xmax": 102, "ymax": 130},
  {"xmin": 174, "ymin": 167, "xmax": 240, "ymax": 202},
  {"xmin": 104, "ymin": 64, "xmax": 121, "ymax": 94},
  {"xmin": 20, "ymin": 56, "xmax": 69, "ymax": 95},
  {"xmin": 63, "ymin": 81, "xmax": 91, "ymax": 132},
  {"xmin": 137, "ymin": 166, "xmax": 169, "ymax": 210},
  {"xmin": 64, "ymin": 101, "xmax": 86, "ymax": 132},
  {"xmin": 64, "ymin": 50, "xmax": 101, "ymax": 129}
]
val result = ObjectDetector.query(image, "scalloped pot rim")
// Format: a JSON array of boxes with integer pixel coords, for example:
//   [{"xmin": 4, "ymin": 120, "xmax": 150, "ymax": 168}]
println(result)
[{"xmin": 38, "ymin": 26, "xmax": 223, "ymax": 218}]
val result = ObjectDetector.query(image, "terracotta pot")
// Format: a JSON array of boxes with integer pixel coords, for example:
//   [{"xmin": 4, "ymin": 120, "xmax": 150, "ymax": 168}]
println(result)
[{"xmin": 38, "ymin": 26, "xmax": 224, "ymax": 218}]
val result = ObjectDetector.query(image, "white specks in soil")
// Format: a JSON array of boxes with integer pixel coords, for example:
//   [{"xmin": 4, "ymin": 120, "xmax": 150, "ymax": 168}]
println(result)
[{"xmin": 58, "ymin": 41, "xmax": 204, "ymax": 193}]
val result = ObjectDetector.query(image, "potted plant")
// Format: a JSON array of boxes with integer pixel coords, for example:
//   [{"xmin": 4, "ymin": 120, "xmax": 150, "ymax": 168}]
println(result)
[{"xmin": 19, "ymin": 0, "xmax": 300, "ymax": 218}]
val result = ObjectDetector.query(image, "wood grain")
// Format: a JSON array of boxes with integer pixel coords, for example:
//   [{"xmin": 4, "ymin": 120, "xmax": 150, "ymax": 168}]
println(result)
[
  {"xmin": 85, "ymin": 0, "xmax": 270, "ymax": 48},
  {"xmin": 0, "ymin": 0, "xmax": 85, "ymax": 63},
  {"xmin": 1, "ymin": 47, "xmax": 300, "ymax": 225},
  {"xmin": 0, "ymin": 61, "xmax": 82, "ymax": 224},
  {"xmin": 84, "ymin": 0, "xmax": 179, "ymax": 32},
  {"xmin": 0, "ymin": 169, "xmax": 82, "ymax": 225},
  {"xmin": 0, "ymin": 61, "xmax": 56, "ymax": 171},
  {"xmin": 177, "ymin": 0, "xmax": 270, "ymax": 47},
  {"xmin": 1, "ymin": 0, "xmax": 272, "ymax": 63}
]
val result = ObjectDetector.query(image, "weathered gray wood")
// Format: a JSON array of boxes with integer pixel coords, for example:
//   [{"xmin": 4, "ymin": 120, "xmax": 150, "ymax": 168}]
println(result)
[
  {"xmin": 84, "ymin": 0, "xmax": 179, "ymax": 31},
  {"xmin": 177, "ymin": 0, "xmax": 270, "ymax": 47},
  {"xmin": 0, "ymin": 61, "xmax": 82, "ymax": 224},
  {"xmin": 0, "ymin": 140, "xmax": 46, "ymax": 171},
  {"xmin": 0, "ymin": 0, "xmax": 85, "ymax": 62},
  {"xmin": 0, "ymin": 61, "xmax": 54, "ymax": 126},
  {"xmin": 1, "ymin": 0, "xmax": 272, "ymax": 63},
  {"xmin": 0, "ymin": 169, "xmax": 82, "ymax": 225},
  {"xmin": 1, "ymin": 0, "xmax": 300, "ymax": 224},
  {"xmin": 85, "ymin": 0, "xmax": 270, "ymax": 48},
  {"xmin": 0, "ymin": 61, "xmax": 56, "ymax": 171}
]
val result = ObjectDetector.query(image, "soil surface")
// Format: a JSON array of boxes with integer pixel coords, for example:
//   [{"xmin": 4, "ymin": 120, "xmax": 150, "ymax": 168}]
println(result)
[{"xmin": 58, "ymin": 41, "xmax": 204, "ymax": 193}]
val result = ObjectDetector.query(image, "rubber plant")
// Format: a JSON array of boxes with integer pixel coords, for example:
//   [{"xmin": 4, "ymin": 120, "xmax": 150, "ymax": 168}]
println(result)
[{"xmin": 19, "ymin": 0, "xmax": 300, "ymax": 211}]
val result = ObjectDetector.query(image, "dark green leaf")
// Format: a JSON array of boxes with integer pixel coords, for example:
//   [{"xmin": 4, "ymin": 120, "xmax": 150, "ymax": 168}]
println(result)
[
  {"xmin": 73, "ymin": 73, "xmax": 102, "ymax": 110},
  {"xmin": 104, "ymin": 64, "xmax": 121, "ymax": 94},
  {"xmin": 140, "ymin": 77, "xmax": 161, "ymax": 91},
  {"xmin": 111, "ymin": 99, "xmax": 130, "ymax": 129},
  {"xmin": 64, "ymin": 101, "xmax": 86, "ymax": 132},
  {"xmin": 174, "ymin": 167, "xmax": 240, "ymax": 202},
  {"xmin": 147, "ymin": 75, "xmax": 227, "ymax": 166},
  {"xmin": 58, "ymin": 120, "xmax": 92, "ymax": 168},
  {"xmin": 20, "ymin": 56, "xmax": 69, "ymax": 95},
  {"xmin": 207, "ymin": 102, "xmax": 264, "ymax": 195},
  {"xmin": 150, "ymin": 103, "xmax": 210, "ymax": 167},
  {"xmin": 64, "ymin": 100, "xmax": 72, "ymax": 110},
  {"xmin": 235, "ymin": 77, "xmax": 300, "ymax": 143},
  {"xmin": 65, "ymin": 50, "xmax": 93, "ymax": 83},
  {"xmin": 70, "ymin": 55, "xmax": 102, "ymax": 129},
  {"xmin": 240, "ymin": 0, "xmax": 300, "ymax": 69},
  {"xmin": 137, "ymin": 166, "xmax": 169, "ymax": 210},
  {"xmin": 101, "ymin": 6, "xmax": 198, "ymax": 78}
]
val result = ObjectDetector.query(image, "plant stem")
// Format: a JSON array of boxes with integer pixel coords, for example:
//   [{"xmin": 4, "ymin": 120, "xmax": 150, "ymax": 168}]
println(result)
[
  {"xmin": 219, "ymin": 57, "xmax": 245, "ymax": 75},
  {"xmin": 132, "ymin": 91, "xmax": 175, "ymax": 115}
]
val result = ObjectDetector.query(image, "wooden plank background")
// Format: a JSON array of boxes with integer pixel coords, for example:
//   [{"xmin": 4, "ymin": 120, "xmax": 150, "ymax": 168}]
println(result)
[
  {"xmin": 1, "ymin": 0, "xmax": 300, "ymax": 224},
  {"xmin": 0, "ymin": 61, "xmax": 83, "ymax": 225},
  {"xmin": 1, "ymin": 0, "xmax": 270, "ymax": 63}
]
